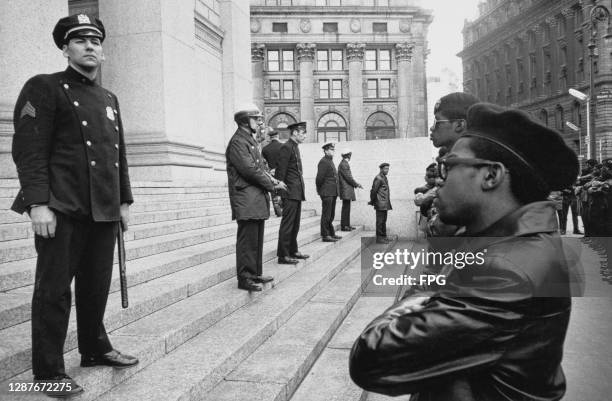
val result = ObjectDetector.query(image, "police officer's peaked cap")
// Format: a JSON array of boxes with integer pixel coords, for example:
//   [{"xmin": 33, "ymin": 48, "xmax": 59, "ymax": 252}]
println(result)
[
  {"xmin": 288, "ymin": 122, "xmax": 307, "ymax": 132},
  {"xmin": 267, "ymin": 129, "xmax": 279, "ymax": 137},
  {"xmin": 379, "ymin": 163, "xmax": 390, "ymax": 169},
  {"xmin": 322, "ymin": 142, "xmax": 336, "ymax": 150},
  {"xmin": 234, "ymin": 104, "xmax": 263, "ymax": 125},
  {"xmin": 53, "ymin": 14, "xmax": 105, "ymax": 49},
  {"xmin": 341, "ymin": 149, "xmax": 352, "ymax": 156},
  {"xmin": 463, "ymin": 102, "xmax": 579, "ymax": 191},
  {"xmin": 434, "ymin": 92, "xmax": 480, "ymax": 120}
]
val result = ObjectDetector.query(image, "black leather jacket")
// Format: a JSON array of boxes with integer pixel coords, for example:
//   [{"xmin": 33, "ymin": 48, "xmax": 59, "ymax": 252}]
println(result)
[{"xmin": 350, "ymin": 202, "xmax": 571, "ymax": 401}]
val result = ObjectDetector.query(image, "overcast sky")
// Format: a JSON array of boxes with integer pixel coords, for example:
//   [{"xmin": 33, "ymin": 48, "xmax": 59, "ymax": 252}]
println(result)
[{"xmin": 425, "ymin": 0, "xmax": 482, "ymax": 84}]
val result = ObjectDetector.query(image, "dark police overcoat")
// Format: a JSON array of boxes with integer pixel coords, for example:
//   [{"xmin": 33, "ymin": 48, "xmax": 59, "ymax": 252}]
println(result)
[
  {"xmin": 226, "ymin": 126, "xmax": 274, "ymax": 220},
  {"xmin": 11, "ymin": 67, "xmax": 133, "ymax": 221},
  {"xmin": 262, "ymin": 139, "xmax": 282, "ymax": 171},
  {"xmin": 275, "ymin": 139, "xmax": 305, "ymax": 201},
  {"xmin": 316, "ymin": 156, "xmax": 338, "ymax": 197},
  {"xmin": 338, "ymin": 159, "xmax": 359, "ymax": 201}
]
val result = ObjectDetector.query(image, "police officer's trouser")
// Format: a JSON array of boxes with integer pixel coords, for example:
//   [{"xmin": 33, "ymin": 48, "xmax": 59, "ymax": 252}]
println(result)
[
  {"xmin": 32, "ymin": 212, "xmax": 115, "ymax": 378},
  {"xmin": 320, "ymin": 196, "xmax": 337, "ymax": 237},
  {"xmin": 236, "ymin": 219, "xmax": 265, "ymax": 280},
  {"xmin": 277, "ymin": 199, "xmax": 301, "ymax": 257}
]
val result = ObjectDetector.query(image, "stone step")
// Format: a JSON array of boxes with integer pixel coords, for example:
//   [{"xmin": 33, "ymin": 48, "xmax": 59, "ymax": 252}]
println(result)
[
  {"xmin": 290, "ymin": 296, "xmax": 394, "ymax": 401},
  {"xmin": 94, "ymin": 234, "xmax": 368, "ymax": 401},
  {"xmin": 0, "ymin": 200, "xmax": 236, "ymax": 243},
  {"xmin": 0, "ymin": 230, "xmax": 365, "ymax": 400},
  {"xmin": 0, "ymin": 222, "xmax": 352, "ymax": 381},
  {"xmin": 131, "ymin": 191, "xmax": 227, "ymax": 202},
  {"xmin": 0, "ymin": 205, "xmax": 232, "ymax": 264},
  {"xmin": 130, "ymin": 185, "xmax": 227, "ymax": 195},
  {"xmin": 0, "ymin": 203, "xmax": 230, "ymax": 238},
  {"xmin": 206, "ymin": 258, "xmax": 369, "ymax": 401},
  {"xmin": 128, "ymin": 197, "xmax": 229, "ymax": 214},
  {"xmin": 0, "ymin": 212, "xmax": 320, "ymax": 311}
]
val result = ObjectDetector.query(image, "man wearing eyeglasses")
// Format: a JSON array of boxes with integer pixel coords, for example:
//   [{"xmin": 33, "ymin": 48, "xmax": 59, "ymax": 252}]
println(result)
[{"xmin": 351, "ymin": 103, "xmax": 578, "ymax": 401}]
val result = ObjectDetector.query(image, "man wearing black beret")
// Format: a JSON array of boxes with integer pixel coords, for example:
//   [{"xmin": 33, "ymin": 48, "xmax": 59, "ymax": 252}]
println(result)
[{"xmin": 351, "ymin": 103, "xmax": 579, "ymax": 401}]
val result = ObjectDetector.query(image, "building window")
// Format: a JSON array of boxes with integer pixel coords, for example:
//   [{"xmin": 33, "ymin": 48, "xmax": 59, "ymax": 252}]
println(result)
[
  {"xmin": 373, "ymin": 23, "xmax": 388, "ymax": 33},
  {"xmin": 379, "ymin": 49, "xmax": 391, "ymax": 70},
  {"xmin": 366, "ymin": 111, "xmax": 396, "ymax": 140},
  {"xmin": 323, "ymin": 22, "xmax": 338, "ymax": 33},
  {"xmin": 317, "ymin": 50, "xmax": 329, "ymax": 70},
  {"xmin": 317, "ymin": 112, "xmax": 348, "ymax": 142},
  {"xmin": 331, "ymin": 79, "xmax": 342, "ymax": 98},
  {"xmin": 272, "ymin": 22, "xmax": 288, "ymax": 33},
  {"xmin": 270, "ymin": 80, "xmax": 293, "ymax": 99},
  {"xmin": 271, "ymin": 80, "xmax": 280, "ymax": 99},
  {"xmin": 267, "ymin": 49, "xmax": 294, "ymax": 71},
  {"xmin": 268, "ymin": 50, "xmax": 279, "ymax": 71},
  {"xmin": 365, "ymin": 49, "xmax": 391, "ymax": 70},
  {"xmin": 268, "ymin": 112, "xmax": 297, "ymax": 140},
  {"xmin": 319, "ymin": 80, "xmax": 330, "ymax": 99},
  {"xmin": 379, "ymin": 79, "xmax": 390, "ymax": 98},
  {"xmin": 365, "ymin": 50, "xmax": 377, "ymax": 70},
  {"xmin": 316, "ymin": 0, "xmax": 342, "ymax": 4},
  {"xmin": 367, "ymin": 79, "xmax": 378, "ymax": 98},
  {"xmin": 331, "ymin": 50, "xmax": 343, "ymax": 70},
  {"xmin": 283, "ymin": 50, "xmax": 294, "ymax": 71}
]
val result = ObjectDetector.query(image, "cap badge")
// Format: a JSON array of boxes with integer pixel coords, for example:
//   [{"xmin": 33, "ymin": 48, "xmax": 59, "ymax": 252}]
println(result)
[
  {"xmin": 78, "ymin": 14, "xmax": 91, "ymax": 24},
  {"xmin": 106, "ymin": 106, "xmax": 115, "ymax": 121}
]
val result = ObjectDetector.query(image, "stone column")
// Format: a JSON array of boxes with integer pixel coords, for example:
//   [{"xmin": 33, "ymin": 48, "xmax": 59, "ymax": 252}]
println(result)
[
  {"xmin": 395, "ymin": 42, "xmax": 414, "ymax": 138},
  {"xmin": 251, "ymin": 43, "xmax": 266, "ymax": 113},
  {"xmin": 347, "ymin": 43, "xmax": 365, "ymax": 141},
  {"xmin": 297, "ymin": 43, "xmax": 316, "ymax": 142},
  {"xmin": 0, "ymin": 0, "xmax": 67, "ymax": 178}
]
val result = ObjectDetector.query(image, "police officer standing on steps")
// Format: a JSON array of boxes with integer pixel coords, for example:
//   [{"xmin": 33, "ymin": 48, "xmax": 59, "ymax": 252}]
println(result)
[
  {"xmin": 317, "ymin": 142, "xmax": 342, "ymax": 242},
  {"xmin": 276, "ymin": 122, "xmax": 310, "ymax": 264},
  {"xmin": 11, "ymin": 14, "xmax": 138, "ymax": 397},
  {"xmin": 226, "ymin": 104, "xmax": 287, "ymax": 292},
  {"xmin": 262, "ymin": 129, "xmax": 283, "ymax": 217},
  {"xmin": 369, "ymin": 163, "xmax": 392, "ymax": 244},
  {"xmin": 338, "ymin": 149, "xmax": 362, "ymax": 231}
]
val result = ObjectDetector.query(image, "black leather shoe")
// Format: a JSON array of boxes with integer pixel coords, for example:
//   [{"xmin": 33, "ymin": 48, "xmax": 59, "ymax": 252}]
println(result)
[
  {"xmin": 291, "ymin": 252, "xmax": 310, "ymax": 259},
  {"xmin": 238, "ymin": 278, "xmax": 263, "ymax": 291},
  {"xmin": 278, "ymin": 256, "xmax": 299, "ymax": 264},
  {"xmin": 35, "ymin": 374, "xmax": 83, "ymax": 398},
  {"xmin": 332, "ymin": 235, "xmax": 342, "ymax": 240},
  {"xmin": 341, "ymin": 226, "xmax": 352, "ymax": 232},
  {"xmin": 573, "ymin": 230, "xmax": 583, "ymax": 235},
  {"xmin": 81, "ymin": 349, "xmax": 139, "ymax": 369},
  {"xmin": 253, "ymin": 275, "xmax": 274, "ymax": 283},
  {"xmin": 322, "ymin": 236, "xmax": 339, "ymax": 242},
  {"xmin": 349, "ymin": 226, "xmax": 357, "ymax": 230}
]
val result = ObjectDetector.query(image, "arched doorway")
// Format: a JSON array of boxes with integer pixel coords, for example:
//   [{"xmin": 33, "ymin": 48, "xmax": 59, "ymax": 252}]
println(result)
[
  {"xmin": 317, "ymin": 112, "xmax": 348, "ymax": 143},
  {"xmin": 268, "ymin": 113, "xmax": 297, "ymax": 140},
  {"xmin": 366, "ymin": 111, "xmax": 396, "ymax": 140}
]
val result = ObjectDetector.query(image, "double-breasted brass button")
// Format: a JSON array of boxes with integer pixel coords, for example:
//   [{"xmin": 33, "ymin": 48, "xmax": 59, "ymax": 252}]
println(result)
[
  {"xmin": 114, "ymin": 162, "xmax": 119, "ymax": 168},
  {"xmin": 73, "ymin": 101, "xmax": 79, "ymax": 107},
  {"xmin": 63, "ymin": 84, "xmax": 69, "ymax": 89},
  {"xmin": 114, "ymin": 144, "xmax": 119, "ymax": 149},
  {"xmin": 86, "ymin": 140, "xmax": 92, "ymax": 147},
  {"xmin": 82, "ymin": 121, "xmax": 88, "ymax": 126},
  {"xmin": 90, "ymin": 161, "xmax": 96, "ymax": 166}
]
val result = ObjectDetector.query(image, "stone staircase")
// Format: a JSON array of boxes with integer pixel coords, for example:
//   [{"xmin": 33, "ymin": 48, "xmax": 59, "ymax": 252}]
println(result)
[{"xmin": 0, "ymin": 179, "xmax": 401, "ymax": 400}]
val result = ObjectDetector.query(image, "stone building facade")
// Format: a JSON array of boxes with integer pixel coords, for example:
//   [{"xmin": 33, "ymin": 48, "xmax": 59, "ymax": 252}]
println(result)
[
  {"xmin": 459, "ymin": 0, "xmax": 612, "ymax": 162},
  {"xmin": 0, "ymin": 0, "xmax": 252, "ymax": 181},
  {"xmin": 250, "ymin": 0, "xmax": 433, "ymax": 143}
]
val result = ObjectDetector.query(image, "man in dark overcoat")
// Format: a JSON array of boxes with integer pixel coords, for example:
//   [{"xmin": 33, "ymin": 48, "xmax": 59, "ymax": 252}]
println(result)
[
  {"xmin": 226, "ymin": 105, "xmax": 287, "ymax": 291},
  {"xmin": 11, "ymin": 14, "xmax": 138, "ymax": 396},
  {"xmin": 316, "ymin": 142, "xmax": 341, "ymax": 242},
  {"xmin": 369, "ymin": 163, "xmax": 392, "ymax": 243},
  {"xmin": 350, "ymin": 103, "xmax": 579, "ymax": 401},
  {"xmin": 338, "ymin": 149, "xmax": 362, "ymax": 231},
  {"xmin": 262, "ymin": 129, "xmax": 283, "ymax": 217},
  {"xmin": 275, "ymin": 122, "xmax": 310, "ymax": 264}
]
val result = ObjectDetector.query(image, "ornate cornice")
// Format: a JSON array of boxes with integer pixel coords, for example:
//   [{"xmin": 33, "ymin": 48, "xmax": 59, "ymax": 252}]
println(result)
[
  {"xmin": 251, "ymin": 43, "xmax": 265, "ymax": 62},
  {"xmin": 346, "ymin": 43, "xmax": 366, "ymax": 62},
  {"xmin": 395, "ymin": 42, "xmax": 414, "ymax": 62},
  {"xmin": 296, "ymin": 43, "xmax": 316, "ymax": 62}
]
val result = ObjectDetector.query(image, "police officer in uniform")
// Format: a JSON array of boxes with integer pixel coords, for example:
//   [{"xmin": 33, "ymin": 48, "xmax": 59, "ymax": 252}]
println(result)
[
  {"xmin": 338, "ymin": 149, "xmax": 362, "ymax": 231},
  {"xmin": 226, "ymin": 105, "xmax": 287, "ymax": 291},
  {"xmin": 369, "ymin": 163, "xmax": 392, "ymax": 243},
  {"xmin": 11, "ymin": 14, "xmax": 138, "ymax": 397},
  {"xmin": 276, "ymin": 122, "xmax": 310, "ymax": 264},
  {"xmin": 316, "ymin": 142, "xmax": 342, "ymax": 242},
  {"xmin": 262, "ymin": 129, "xmax": 284, "ymax": 217}
]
